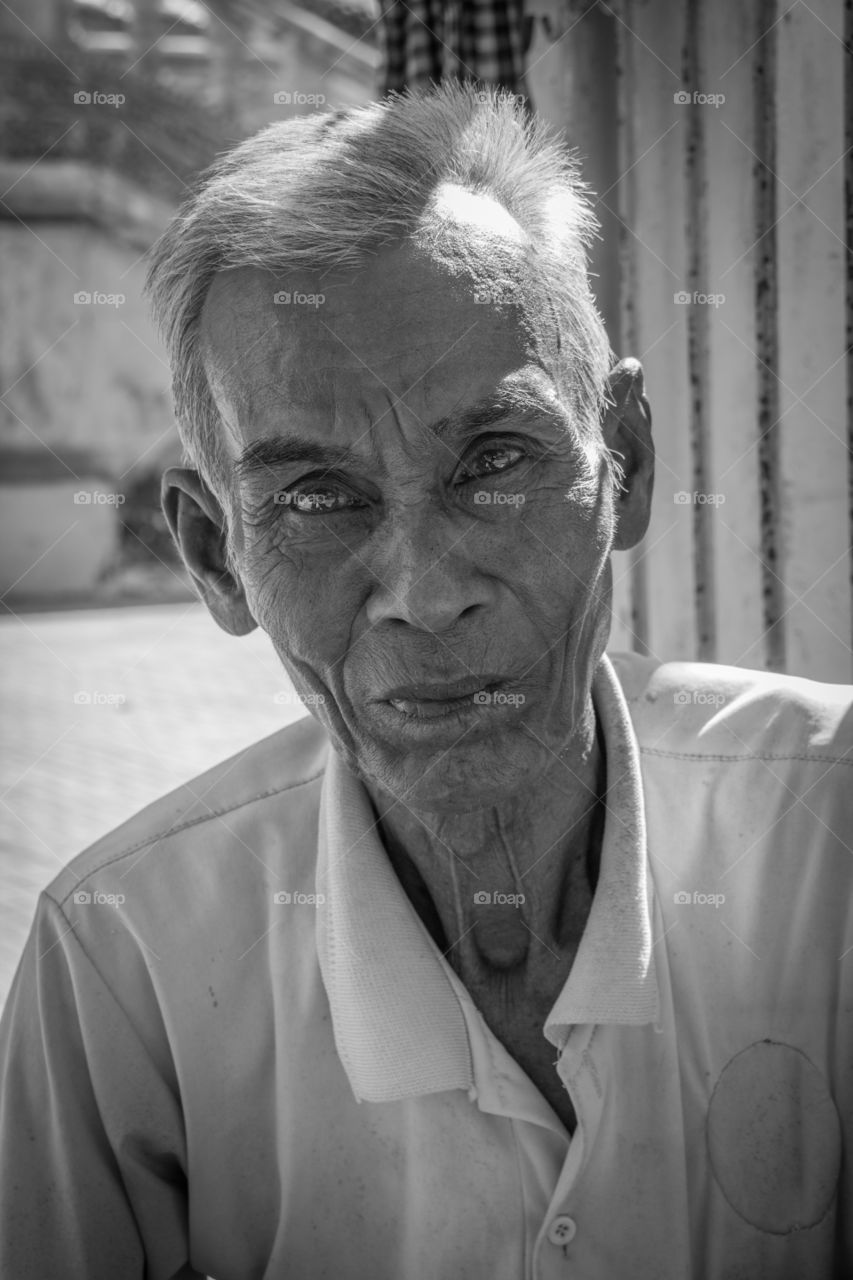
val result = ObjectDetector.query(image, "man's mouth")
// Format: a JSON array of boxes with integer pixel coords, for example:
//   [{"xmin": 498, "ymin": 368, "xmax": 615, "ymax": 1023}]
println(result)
[{"xmin": 378, "ymin": 675, "xmax": 511, "ymax": 720}]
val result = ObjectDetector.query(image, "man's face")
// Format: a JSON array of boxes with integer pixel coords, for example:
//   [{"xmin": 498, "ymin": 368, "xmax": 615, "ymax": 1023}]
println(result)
[{"xmin": 200, "ymin": 193, "xmax": 616, "ymax": 812}]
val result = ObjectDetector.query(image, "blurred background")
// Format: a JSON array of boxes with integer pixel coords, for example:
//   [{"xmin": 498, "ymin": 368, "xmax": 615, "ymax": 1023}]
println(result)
[{"xmin": 0, "ymin": 0, "xmax": 850, "ymax": 1001}]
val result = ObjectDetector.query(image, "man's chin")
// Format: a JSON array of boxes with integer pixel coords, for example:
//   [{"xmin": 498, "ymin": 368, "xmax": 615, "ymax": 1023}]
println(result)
[{"xmin": 356, "ymin": 717, "xmax": 540, "ymax": 814}]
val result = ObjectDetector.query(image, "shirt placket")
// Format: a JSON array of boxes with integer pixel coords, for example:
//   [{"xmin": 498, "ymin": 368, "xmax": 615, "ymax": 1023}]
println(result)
[
  {"xmin": 531, "ymin": 1024, "xmax": 603, "ymax": 1279},
  {"xmin": 442, "ymin": 964, "xmax": 580, "ymax": 1275}
]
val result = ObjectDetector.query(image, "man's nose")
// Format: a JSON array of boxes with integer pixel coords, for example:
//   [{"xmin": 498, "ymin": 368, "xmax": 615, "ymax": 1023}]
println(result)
[{"xmin": 363, "ymin": 502, "xmax": 491, "ymax": 633}]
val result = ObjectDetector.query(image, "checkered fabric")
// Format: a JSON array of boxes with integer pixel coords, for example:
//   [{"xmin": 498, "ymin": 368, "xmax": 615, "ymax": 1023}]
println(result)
[{"xmin": 379, "ymin": 0, "xmax": 533, "ymax": 100}]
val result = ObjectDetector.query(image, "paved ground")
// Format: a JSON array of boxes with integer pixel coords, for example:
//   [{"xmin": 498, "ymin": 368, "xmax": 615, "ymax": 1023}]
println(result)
[{"xmin": 0, "ymin": 601, "xmax": 309, "ymax": 1009}]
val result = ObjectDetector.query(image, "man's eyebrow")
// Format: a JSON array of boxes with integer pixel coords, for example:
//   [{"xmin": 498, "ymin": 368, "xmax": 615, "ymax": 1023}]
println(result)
[
  {"xmin": 234, "ymin": 388, "xmax": 566, "ymax": 484},
  {"xmin": 429, "ymin": 387, "xmax": 565, "ymax": 441},
  {"xmin": 234, "ymin": 437, "xmax": 362, "ymax": 484}
]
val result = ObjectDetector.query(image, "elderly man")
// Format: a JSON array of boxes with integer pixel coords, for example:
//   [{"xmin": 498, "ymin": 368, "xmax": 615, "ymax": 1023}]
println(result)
[{"xmin": 1, "ymin": 82, "xmax": 851, "ymax": 1279}]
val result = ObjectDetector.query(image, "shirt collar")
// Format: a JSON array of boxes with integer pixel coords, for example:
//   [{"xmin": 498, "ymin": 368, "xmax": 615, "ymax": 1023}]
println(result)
[
  {"xmin": 315, "ymin": 746, "xmax": 475, "ymax": 1103},
  {"xmin": 542, "ymin": 653, "xmax": 659, "ymax": 1047},
  {"xmin": 315, "ymin": 652, "xmax": 659, "ymax": 1104}
]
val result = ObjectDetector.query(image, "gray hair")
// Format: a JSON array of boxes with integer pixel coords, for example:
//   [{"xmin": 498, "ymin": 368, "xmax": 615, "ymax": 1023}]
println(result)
[{"xmin": 145, "ymin": 81, "xmax": 616, "ymax": 567}]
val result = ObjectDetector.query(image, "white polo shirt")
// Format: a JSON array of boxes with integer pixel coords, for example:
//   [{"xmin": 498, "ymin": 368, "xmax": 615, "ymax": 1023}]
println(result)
[{"xmin": 1, "ymin": 651, "xmax": 851, "ymax": 1278}]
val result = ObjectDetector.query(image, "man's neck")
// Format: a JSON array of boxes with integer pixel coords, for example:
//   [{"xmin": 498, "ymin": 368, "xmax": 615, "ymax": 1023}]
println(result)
[{"xmin": 365, "ymin": 699, "xmax": 607, "ymax": 999}]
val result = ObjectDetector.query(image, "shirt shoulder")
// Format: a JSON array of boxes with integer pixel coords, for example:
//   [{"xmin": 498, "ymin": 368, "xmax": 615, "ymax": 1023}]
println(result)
[
  {"xmin": 44, "ymin": 712, "xmax": 330, "ymax": 910},
  {"xmin": 607, "ymin": 649, "xmax": 853, "ymax": 765}
]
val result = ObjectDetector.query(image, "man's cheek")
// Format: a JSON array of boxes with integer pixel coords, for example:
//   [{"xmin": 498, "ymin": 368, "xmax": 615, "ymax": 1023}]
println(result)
[
  {"xmin": 281, "ymin": 650, "xmax": 368, "ymax": 773},
  {"xmin": 254, "ymin": 572, "xmax": 353, "ymax": 692},
  {"xmin": 523, "ymin": 465, "xmax": 607, "ymax": 528},
  {"xmin": 241, "ymin": 541, "xmax": 306, "ymax": 629},
  {"xmin": 244, "ymin": 571, "xmax": 284, "ymax": 639}
]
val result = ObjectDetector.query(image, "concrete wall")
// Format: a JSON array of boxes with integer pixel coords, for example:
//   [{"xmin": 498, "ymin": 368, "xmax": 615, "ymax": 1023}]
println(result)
[
  {"xmin": 0, "ymin": 163, "xmax": 180, "ymax": 602},
  {"xmin": 0, "ymin": 215, "xmax": 180, "ymax": 484}
]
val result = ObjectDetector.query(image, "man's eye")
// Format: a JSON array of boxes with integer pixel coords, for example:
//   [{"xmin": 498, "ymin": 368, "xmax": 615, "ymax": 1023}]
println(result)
[
  {"xmin": 458, "ymin": 442, "xmax": 527, "ymax": 482},
  {"xmin": 273, "ymin": 487, "xmax": 363, "ymax": 514}
]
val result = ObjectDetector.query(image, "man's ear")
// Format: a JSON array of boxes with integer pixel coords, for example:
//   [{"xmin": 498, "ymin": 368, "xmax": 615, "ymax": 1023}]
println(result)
[
  {"xmin": 602, "ymin": 357, "xmax": 655, "ymax": 551},
  {"xmin": 161, "ymin": 467, "xmax": 257, "ymax": 636}
]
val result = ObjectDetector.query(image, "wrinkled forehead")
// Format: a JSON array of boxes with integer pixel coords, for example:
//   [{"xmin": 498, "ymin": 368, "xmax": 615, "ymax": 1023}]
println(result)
[{"xmin": 198, "ymin": 186, "xmax": 561, "ymax": 431}]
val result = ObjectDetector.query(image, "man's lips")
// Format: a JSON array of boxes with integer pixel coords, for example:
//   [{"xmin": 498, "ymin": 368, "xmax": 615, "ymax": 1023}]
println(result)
[
  {"xmin": 377, "ymin": 674, "xmax": 509, "ymax": 703},
  {"xmin": 373, "ymin": 675, "xmax": 522, "ymax": 721}
]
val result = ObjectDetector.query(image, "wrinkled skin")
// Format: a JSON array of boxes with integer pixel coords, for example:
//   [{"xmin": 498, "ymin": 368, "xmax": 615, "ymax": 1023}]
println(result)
[{"xmin": 163, "ymin": 188, "xmax": 654, "ymax": 1131}]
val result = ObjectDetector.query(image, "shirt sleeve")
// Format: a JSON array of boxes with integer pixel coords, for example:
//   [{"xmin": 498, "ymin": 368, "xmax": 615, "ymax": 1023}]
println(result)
[{"xmin": 0, "ymin": 891, "xmax": 204, "ymax": 1279}]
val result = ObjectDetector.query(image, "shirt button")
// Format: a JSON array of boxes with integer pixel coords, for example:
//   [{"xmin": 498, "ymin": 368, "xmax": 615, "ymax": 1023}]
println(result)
[{"xmin": 546, "ymin": 1215, "xmax": 577, "ymax": 1245}]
